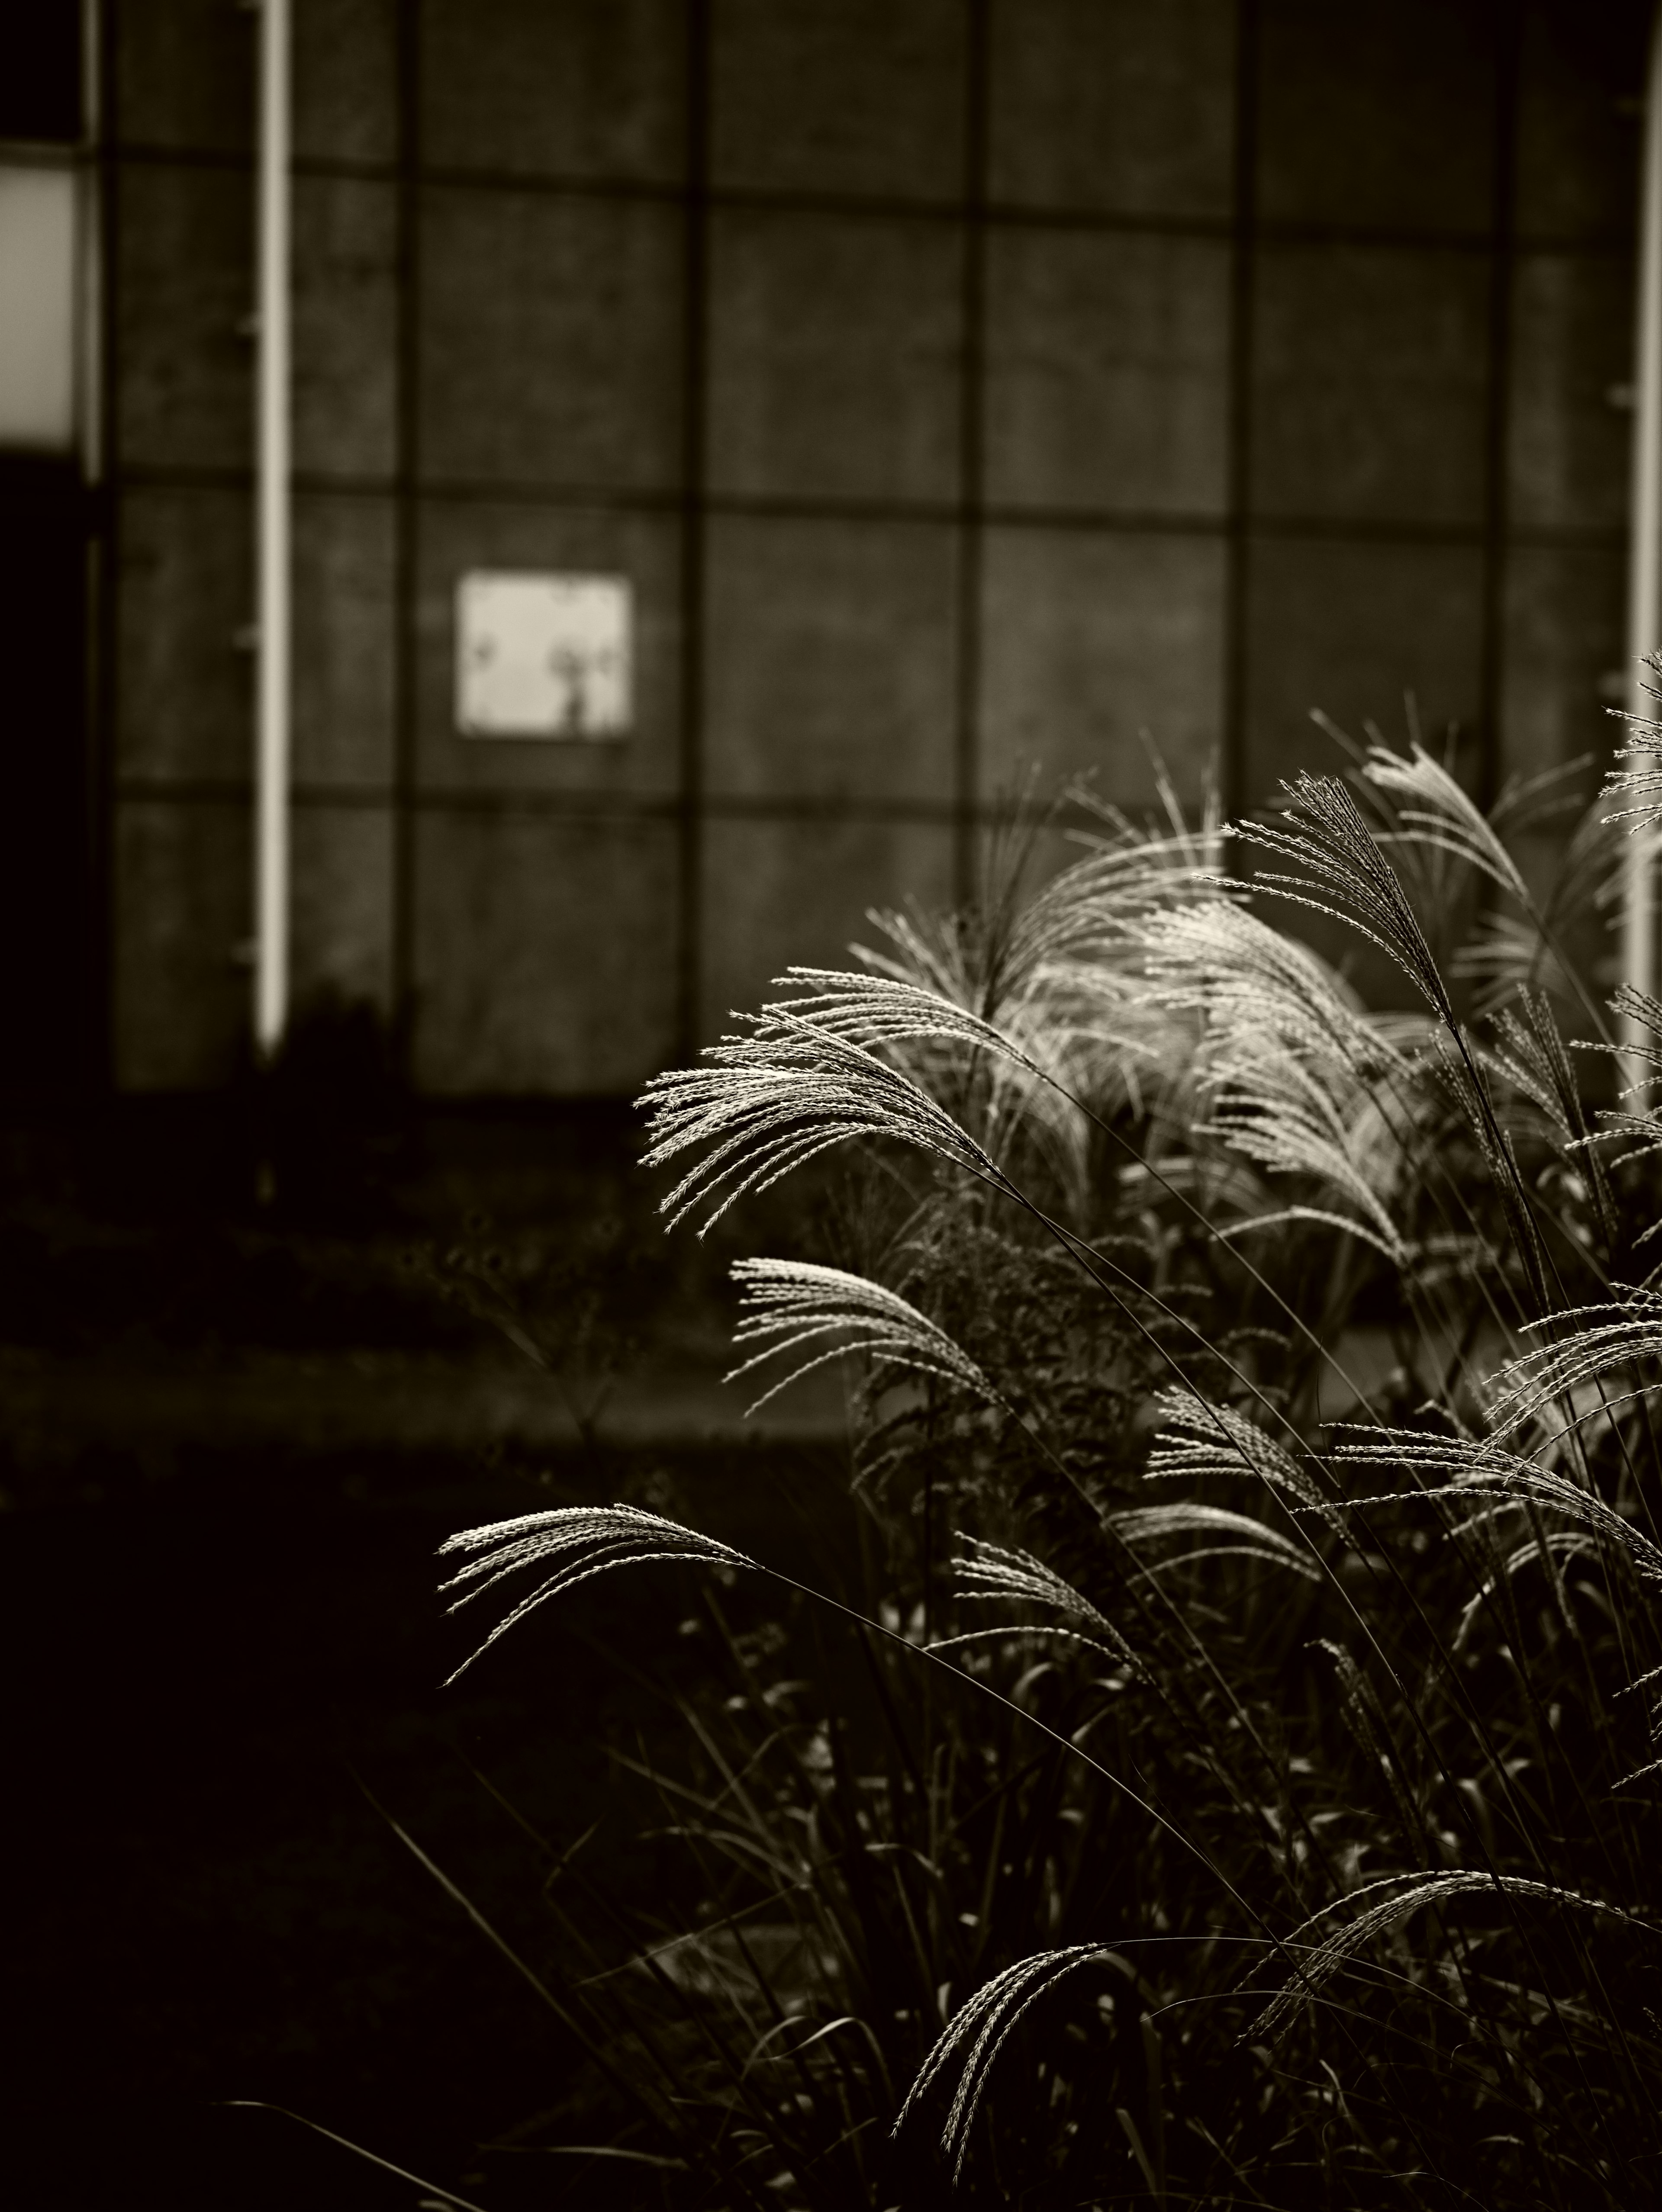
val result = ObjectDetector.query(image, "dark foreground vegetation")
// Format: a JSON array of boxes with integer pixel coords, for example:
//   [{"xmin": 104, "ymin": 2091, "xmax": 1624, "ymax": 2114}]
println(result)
[
  {"xmin": 432, "ymin": 721, "xmax": 1662, "ymax": 2208},
  {"xmin": 16, "ymin": 711, "xmax": 1662, "ymax": 2210},
  {"xmin": 0, "ymin": 1086, "xmax": 847, "ymax": 2211}
]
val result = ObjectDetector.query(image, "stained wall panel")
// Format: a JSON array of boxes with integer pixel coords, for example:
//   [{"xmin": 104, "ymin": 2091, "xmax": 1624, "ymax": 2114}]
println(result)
[
  {"xmin": 1515, "ymin": 3, "xmax": 1647, "ymax": 242},
  {"xmin": 1243, "ymin": 538, "xmax": 1486, "ymax": 798},
  {"xmin": 988, "ymin": 0, "xmax": 1236, "ymax": 218},
  {"xmin": 707, "ymin": 211, "xmax": 963, "ymax": 505},
  {"xmin": 115, "ymin": 488, "xmax": 251, "ymax": 786},
  {"xmin": 1252, "ymin": 245, "xmax": 1492, "ymax": 527},
  {"xmin": 980, "ymin": 528, "xmax": 1226, "ymax": 801},
  {"xmin": 293, "ymin": 497, "xmax": 398, "ymax": 791},
  {"xmin": 292, "ymin": 807, "xmax": 396, "ymax": 1014},
  {"xmin": 115, "ymin": 162, "xmax": 252, "ymax": 473},
  {"xmin": 420, "ymin": 0, "xmax": 687, "ymax": 183},
  {"xmin": 985, "ymin": 228, "xmax": 1230, "ymax": 515},
  {"xmin": 1509, "ymin": 253, "xmax": 1636, "ymax": 533},
  {"xmin": 1500, "ymin": 546, "xmax": 1627, "ymax": 786},
  {"xmin": 114, "ymin": 801, "xmax": 249, "ymax": 1090},
  {"xmin": 710, "ymin": 0, "xmax": 966, "ymax": 201},
  {"xmin": 418, "ymin": 188, "xmax": 683, "ymax": 492},
  {"xmin": 705, "ymin": 516, "xmax": 958, "ymax": 804},
  {"xmin": 1256, "ymin": 0, "xmax": 1497, "ymax": 235},
  {"xmin": 116, "ymin": 0, "xmax": 254, "ymax": 155},
  {"xmin": 412, "ymin": 812, "xmax": 680, "ymax": 1093},
  {"xmin": 700, "ymin": 817, "xmax": 955, "ymax": 1035},
  {"xmin": 293, "ymin": 178, "xmax": 399, "ymax": 483},
  {"xmin": 293, "ymin": 0, "xmax": 400, "ymax": 167}
]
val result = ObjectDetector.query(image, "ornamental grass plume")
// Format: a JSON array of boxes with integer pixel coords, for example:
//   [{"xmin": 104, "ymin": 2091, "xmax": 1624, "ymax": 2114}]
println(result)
[
  {"xmin": 428, "ymin": 723, "xmax": 1662, "ymax": 2209},
  {"xmin": 724, "ymin": 1255, "xmax": 1002, "ymax": 1416}
]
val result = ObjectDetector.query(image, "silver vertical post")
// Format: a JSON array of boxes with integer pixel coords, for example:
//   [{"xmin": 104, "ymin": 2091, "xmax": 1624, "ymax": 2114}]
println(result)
[{"xmin": 254, "ymin": 0, "xmax": 291, "ymax": 1058}]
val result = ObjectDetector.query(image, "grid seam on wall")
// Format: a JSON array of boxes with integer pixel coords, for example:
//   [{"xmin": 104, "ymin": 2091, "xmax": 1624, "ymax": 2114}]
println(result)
[
  {"xmin": 103, "ymin": 136, "xmax": 1643, "ymax": 257},
  {"xmin": 106, "ymin": 461, "xmax": 1633, "ymax": 553},
  {"xmin": 1476, "ymin": 7, "xmax": 1522, "ymax": 813},
  {"xmin": 951, "ymin": 0, "xmax": 989, "ymax": 907},
  {"xmin": 1222, "ymin": 0, "xmax": 1260, "ymax": 826},
  {"xmin": 676, "ymin": 0, "xmax": 710, "ymax": 1061},
  {"xmin": 390, "ymin": 0, "xmax": 419, "ymax": 1077}
]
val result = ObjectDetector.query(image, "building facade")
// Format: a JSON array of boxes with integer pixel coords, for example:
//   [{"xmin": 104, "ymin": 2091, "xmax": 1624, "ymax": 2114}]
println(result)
[{"xmin": 0, "ymin": 0, "xmax": 1649, "ymax": 1095}]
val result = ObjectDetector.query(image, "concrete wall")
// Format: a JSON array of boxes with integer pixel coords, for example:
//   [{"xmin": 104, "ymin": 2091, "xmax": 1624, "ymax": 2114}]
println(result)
[{"xmin": 106, "ymin": 0, "xmax": 1647, "ymax": 1092}]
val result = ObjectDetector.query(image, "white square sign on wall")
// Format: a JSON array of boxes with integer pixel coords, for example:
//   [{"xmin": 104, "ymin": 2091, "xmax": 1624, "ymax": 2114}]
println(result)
[{"xmin": 455, "ymin": 572, "xmax": 632, "ymax": 739}]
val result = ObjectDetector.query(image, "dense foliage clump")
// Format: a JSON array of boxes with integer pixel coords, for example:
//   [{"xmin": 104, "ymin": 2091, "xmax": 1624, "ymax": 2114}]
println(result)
[{"xmin": 438, "ymin": 713, "xmax": 1662, "ymax": 2208}]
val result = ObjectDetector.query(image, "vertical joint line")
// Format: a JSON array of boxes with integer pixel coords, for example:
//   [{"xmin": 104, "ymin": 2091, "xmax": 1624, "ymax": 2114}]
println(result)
[
  {"xmin": 1475, "ymin": 3, "xmax": 1521, "ymax": 816},
  {"xmin": 1221, "ymin": 0, "xmax": 1259, "ymax": 832},
  {"xmin": 953, "ymin": 0, "xmax": 989, "ymax": 909},
  {"xmin": 390, "ymin": 0, "xmax": 421, "ymax": 1080},
  {"xmin": 676, "ymin": 0, "xmax": 711, "ymax": 1060}
]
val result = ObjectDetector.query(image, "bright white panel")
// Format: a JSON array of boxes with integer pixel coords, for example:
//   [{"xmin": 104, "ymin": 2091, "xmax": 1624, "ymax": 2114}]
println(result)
[
  {"xmin": 0, "ymin": 165, "xmax": 76, "ymax": 453},
  {"xmin": 456, "ymin": 571, "xmax": 633, "ymax": 739}
]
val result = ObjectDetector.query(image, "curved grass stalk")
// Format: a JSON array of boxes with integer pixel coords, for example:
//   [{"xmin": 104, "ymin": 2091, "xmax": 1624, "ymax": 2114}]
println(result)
[
  {"xmin": 1330, "ymin": 1428, "xmax": 1662, "ymax": 1591},
  {"xmin": 1106, "ymin": 1500, "xmax": 1322, "ymax": 1584},
  {"xmin": 1231, "ymin": 773, "xmax": 1563, "ymax": 1320},
  {"xmin": 1146, "ymin": 1387, "xmax": 1346, "ymax": 1534},
  {"xmin": 1230, "ymin": 772, "xmax": 1456, "ymax": 1021},
  {"xmin": 724, "ymin": 1257, "xmax": 1001, "ymax": 1416},
  {"xmin": 1486, "ymin": 1291, "xmax": 1662, "ymax": 1445},
  {"xmin": 719, "ymin": 1249, "xmax": 1343, "ymax": 1884},
  {"xmin": 649, "ymin": 977, "xmax": 1588, "ymax": 1915},
  {"xmin": 646, "ymin": 926, "xmax": 1645, "ymax": 2108},
  {"xmin": 1361, "ymin": 738, "xmax": 1529, "ymax": 905},
  {"xmin": 698, "ymin": 959, "xmax": 1396, "ymax": 1424},
  {"xmin": 1600, "ymin": 678, "xmax": 1662, "ymax": 837},
  {"xmin": 435, "ymin": 1501, "xmax": 1279, "ymax": 1951},
  {"xmin": 1356, "ymin": 733, "xmax": 1617, "ymax": 1048},
  {"xmin": 440, "ymin": 1504, "xmax": 758, "ymax": 1682},
  {"xmin": 936, "ymin": 1537, "xmax": 1142, "ymax": 1674},
  {"xmin": 1248, "ymin": 1870, "xmax": 1657, "ymax": 2049},
  {"xmin": 888, "ymin": 1944, "xmax": 1135, "ymax": 2186}
]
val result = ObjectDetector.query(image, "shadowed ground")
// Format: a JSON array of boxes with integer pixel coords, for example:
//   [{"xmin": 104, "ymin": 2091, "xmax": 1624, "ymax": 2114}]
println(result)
[{"xmin": 0, "ymin": 1095, "xmax": 853, "ymax": 2210}]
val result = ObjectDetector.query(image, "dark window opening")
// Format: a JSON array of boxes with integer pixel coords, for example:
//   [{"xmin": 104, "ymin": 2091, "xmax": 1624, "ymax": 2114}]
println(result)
[{"xmin": 0, "ymin": 3, "xmax": 83, "ymax": 145}]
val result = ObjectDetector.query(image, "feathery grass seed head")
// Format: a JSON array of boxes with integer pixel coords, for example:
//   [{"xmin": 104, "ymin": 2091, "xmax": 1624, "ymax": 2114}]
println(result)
[
  {"xmin": 437, "ymin": 1504, "xmax": 759, "ymax": 1683},
  {"xmin": 726, "ymin": 1256, "xmax": 1002, "ymax": 1415}
]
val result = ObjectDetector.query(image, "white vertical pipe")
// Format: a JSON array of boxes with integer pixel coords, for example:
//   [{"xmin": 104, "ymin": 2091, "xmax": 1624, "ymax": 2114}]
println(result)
[
  {"xmin": 1624, "ymin": 8, "xmax": 1662, "ymax": 1051},
  {"xmin": 78, "ymin": 0, "xmax": 101, "ymax": 484},
  {"xmin": 254, "ymin": 0, "xmax": 291, "ymax": 1058}
]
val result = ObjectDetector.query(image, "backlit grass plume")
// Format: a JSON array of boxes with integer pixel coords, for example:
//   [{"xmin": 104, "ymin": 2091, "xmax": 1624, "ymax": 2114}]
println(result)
[
  {"xmin": 1230, "ymin": 771, "xmax": 1455, "ymax": 1021},
  {"xmin": 1249, "ymin": 1871, "xmax": 1651, "ymax": 2048},
  {"xmin": 1146, "ymin": 1386, "xmax": 1341, "ymax": 1526},
  {"xmin": 1482, "ymin": 1290, "xmax": 1662, "ymax": 1443},
  {"xmin": 640, "ymin": 999, "xmax": 1021, "ymax": 1234},
  {"xmin": 438, "ymin": 1505, "xmax": 758, "ymax": 1682},
  {"xmin": 1332, "ymin": 1426, "xmax": 1662, "ymax": 1588},
  {"xmin": 725, "ymin": 1256, "xmax": 1001, "ymax": 1416},
  {"xmin": 1362, "ymin": 737, "xmax": 1529, "ymax": 904},
  {"xmin": 1143, "ymin": 899, "xmax": 1413, "ymax": 1259},
  {"xmin": 892, "ymin": 1945, "xmax": 1136, "ymax": 2186},
  {"xmin": 1600, "ymin": 659, "xmax": 1662, "ymax": 834},
  {"xmin": 1105, "ymin": 1499, "xmax": 1321, "ymax": 1583},
  {"xmin": 421, "ymin": 730, "xmax": 1662, "ymax": 2209},
  {"xmin": 935, "ymin": 1535, "xmax": 1139, "ymax": 1671},
  {"xmin": 859, "ymin": 786, "xmax": 1219, "ymax": 1021}
]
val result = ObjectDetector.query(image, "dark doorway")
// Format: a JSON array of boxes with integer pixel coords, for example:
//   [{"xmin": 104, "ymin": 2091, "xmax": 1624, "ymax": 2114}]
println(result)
[
  {"xmin": 0, "ymin": 1, "xmax": 94, "ymax": 1091},
  {"xmin": 0, "ymin": 457, "xmax": 93, "ymax": 1087}
]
